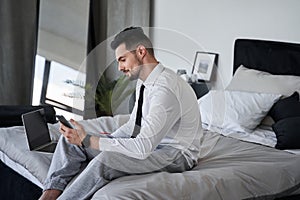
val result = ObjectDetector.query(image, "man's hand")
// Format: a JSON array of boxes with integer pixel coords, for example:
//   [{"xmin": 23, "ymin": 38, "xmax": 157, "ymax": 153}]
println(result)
[{"xmin": 59, "ymin": 119, "xmax": 87, "ymax": 146}]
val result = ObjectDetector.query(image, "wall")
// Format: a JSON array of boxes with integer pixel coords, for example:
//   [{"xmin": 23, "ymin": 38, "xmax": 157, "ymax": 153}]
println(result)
[{"xmin": 151, "ymin": 0, "xmax": 300, "ymax": 89}]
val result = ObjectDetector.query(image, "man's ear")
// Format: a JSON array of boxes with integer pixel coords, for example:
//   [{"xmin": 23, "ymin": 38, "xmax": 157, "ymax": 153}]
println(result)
[{"xmin": 136, "ymin": 45, "xmax": 147, "ymax": 58}]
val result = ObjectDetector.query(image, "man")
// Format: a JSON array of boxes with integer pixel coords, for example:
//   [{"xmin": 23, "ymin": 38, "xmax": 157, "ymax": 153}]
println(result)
[{"xmin": 40, "ymin": 27, "xmax": 202, "ymax": 200}]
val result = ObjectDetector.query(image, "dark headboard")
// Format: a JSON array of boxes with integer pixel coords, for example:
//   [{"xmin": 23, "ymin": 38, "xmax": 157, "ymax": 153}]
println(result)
[{"xmin": 233, "ymin": 39, "xmax": 300, "ymax": 76}]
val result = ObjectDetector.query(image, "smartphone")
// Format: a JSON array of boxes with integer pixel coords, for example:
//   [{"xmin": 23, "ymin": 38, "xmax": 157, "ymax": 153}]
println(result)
[{"xmin": 56, "ymin": 115, "xmax": 74, "ymax": 129}]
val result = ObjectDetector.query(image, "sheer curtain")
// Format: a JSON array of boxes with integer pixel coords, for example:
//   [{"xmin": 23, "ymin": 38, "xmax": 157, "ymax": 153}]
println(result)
[
  {"xmin": 84, "ymin": 0, "xmax": 150, "ymax": 119},
  {"xmin": 0, "ymin": 0, "xmax": 39, "ymax": 105}
]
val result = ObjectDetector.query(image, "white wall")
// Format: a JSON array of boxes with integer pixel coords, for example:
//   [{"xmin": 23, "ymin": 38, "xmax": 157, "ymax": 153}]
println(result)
[{"xmin": 151, "ymin": 0, "xmax": 300, "ymax": 88}]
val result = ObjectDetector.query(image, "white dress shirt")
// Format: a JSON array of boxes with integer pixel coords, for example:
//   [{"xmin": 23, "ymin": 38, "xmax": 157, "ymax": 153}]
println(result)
[{"xmin": 99, "ymin": 63, "xmax": 202, "ymax": 166}]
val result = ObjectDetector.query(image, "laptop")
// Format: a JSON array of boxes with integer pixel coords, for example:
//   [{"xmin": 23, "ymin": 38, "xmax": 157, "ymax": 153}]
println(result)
[{"xmin": 22, "ymin": 109, "xmax": 57, "ymax": 153}]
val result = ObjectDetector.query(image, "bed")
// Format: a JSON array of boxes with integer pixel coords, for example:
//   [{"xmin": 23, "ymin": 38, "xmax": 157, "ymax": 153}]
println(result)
[{"xmin": 1, "ymin": 38, "xmax": 300, "ymax": 200}]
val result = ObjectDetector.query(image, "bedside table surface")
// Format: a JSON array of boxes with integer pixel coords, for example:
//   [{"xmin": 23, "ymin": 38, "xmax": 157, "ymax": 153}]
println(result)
[{"xmin": 189, "ymin": 82, "xmax": 209, "ymax": 99}]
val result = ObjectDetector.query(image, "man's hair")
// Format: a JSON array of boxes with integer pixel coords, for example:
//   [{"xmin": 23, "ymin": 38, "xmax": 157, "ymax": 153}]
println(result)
[{"xmin": 111, "ymin": 26, "xmax": 154, "ymax": 56}]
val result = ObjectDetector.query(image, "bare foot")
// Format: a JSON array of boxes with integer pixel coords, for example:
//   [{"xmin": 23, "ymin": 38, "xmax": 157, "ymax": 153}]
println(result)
[{"xmin": 39, "ymin": 189, "xmax": 62, "ymax": 200}]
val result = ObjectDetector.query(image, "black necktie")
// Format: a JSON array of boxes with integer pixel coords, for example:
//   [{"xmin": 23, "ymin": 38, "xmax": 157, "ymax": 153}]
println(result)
[{"xmin": 131, "ymin": 84, "xmax": 145, "ymax": 138}]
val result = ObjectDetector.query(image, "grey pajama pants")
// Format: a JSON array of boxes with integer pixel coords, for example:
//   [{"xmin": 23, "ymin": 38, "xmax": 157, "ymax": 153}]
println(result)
[{"xmin": 43, "ymin": 135, "xmax": 193, "ymax": 200}]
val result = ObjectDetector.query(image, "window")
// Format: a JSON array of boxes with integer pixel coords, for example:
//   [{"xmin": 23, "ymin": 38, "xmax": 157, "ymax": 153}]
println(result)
[
  {"xmin": 32, "ymin": 55, "xmax": 45, "ymax": 106},
  {"xmin": 32, "ymin": 55, "xmax": 85, "ymax": 120}
]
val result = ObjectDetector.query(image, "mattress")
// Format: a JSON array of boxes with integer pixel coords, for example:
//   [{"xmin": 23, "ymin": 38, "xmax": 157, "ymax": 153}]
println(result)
[
  {"xmin": 0, "ymin": 150, "xmax": 43, "ymax": 188},
  {"xmin": 93, "ymin": 130, "xmax": 300, "ymax": 199},
  {"xmin": 0, "ymin": 115, "xmax": 129, "ymax": 187},
  {"xmin": 1, "ymin": 114, "xmax": 300, "ymax": 200}
]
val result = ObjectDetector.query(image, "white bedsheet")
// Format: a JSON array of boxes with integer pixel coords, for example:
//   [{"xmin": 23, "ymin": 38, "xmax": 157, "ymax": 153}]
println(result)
[
  {"xmin": 0, "ymin": 125, "xmax": 55, "ymax": 184},
  {"xmin": 0, "ymin": 115, "xmax": 129, "ymax": 185},
  {"xmin": 0, "ymin": 150, "xmax": 43, "ymax": 188}
]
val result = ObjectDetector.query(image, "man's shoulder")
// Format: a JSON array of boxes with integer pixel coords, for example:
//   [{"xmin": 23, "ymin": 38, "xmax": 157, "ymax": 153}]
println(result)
[
  {"xmin": 154, "ymin": 68, "xmax": 195, "ymax": 97},
  {"xmin": 158, "ymin": 68, "xmax": 191, "ymax": 89},
  {"xmin": 157, "ymin": 67, "xmax": 180, "ymax": 84}
]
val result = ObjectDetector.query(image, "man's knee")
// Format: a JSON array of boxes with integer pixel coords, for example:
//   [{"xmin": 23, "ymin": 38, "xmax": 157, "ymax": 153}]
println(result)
[
  {"xmin": 86, "ymin": 152, "xmax": 127, "ymax": 180},
  {"xmin": 94, "ymin": 151, "xmax": 126, "ymax": 164}
]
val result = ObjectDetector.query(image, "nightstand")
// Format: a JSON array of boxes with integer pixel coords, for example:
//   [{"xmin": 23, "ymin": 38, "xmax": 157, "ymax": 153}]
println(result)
[{"xmin": 189, "ymin": 81, "xmax": 209, "ymax": 99}]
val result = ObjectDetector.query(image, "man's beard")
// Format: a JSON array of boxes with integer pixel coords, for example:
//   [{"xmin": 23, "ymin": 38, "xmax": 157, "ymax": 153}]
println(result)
[{"xmin": 129, "ymin": 56, "xmax": 143, "ymax": 80}]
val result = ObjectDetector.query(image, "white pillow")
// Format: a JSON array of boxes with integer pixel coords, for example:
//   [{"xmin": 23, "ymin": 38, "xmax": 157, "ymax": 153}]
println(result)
[
  {"xmin": 226, "ymin": 65, "xmax": 300, "ymax": 96},
  {"xmin": 198, "ymin": 90, "xmax": 281, "ymax": 133}
]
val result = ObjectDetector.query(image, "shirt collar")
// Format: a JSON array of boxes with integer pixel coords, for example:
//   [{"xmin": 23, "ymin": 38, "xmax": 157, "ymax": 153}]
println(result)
[{"xmin": 139, "ymin": 63, "xmax": 164, "ymax": 88}]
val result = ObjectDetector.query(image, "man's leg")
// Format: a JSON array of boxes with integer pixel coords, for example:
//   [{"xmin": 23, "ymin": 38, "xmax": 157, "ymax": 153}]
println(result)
[
  {"xmin": 57, "ymin": 146, "xmax": 192, "ymax": 200},
  {"xmin": 40, "ymin": 135, "xmax": 100, "ymax": 199}
]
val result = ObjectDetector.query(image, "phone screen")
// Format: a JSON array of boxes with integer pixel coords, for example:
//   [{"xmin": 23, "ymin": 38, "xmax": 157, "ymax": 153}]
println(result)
[{"xmin": 56, "ymin": 115, "xmax": 74, "ymax": 129}]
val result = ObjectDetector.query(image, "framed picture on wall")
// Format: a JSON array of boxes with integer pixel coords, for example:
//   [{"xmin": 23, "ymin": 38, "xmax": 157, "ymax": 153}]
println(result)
[{"xmin": 191, "ymin": 51, "xmax": 218, "ymax": 81}]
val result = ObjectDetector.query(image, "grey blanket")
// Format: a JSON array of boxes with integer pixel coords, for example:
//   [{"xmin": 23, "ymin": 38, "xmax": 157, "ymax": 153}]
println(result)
[{"xmin": 0, "ymin": 116, "xmax": 300, "ymax": 199}]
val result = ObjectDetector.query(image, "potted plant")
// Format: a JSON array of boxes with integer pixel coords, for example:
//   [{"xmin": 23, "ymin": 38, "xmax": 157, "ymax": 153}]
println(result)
[{"xmin": 94, "ymin": 73, "xmax": 135, "ymax": 116}]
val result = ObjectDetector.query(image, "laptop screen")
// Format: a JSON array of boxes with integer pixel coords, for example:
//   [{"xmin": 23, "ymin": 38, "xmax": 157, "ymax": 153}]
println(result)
[{"xmin": 22, "ymin": 109, "xmax": 51, "ymax": 150}]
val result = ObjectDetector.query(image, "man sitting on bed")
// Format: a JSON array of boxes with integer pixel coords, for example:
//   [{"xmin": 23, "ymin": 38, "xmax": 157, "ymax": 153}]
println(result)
[{"xmin": 39, "ymin": 26, "xmax": 202, "ymax": 200}]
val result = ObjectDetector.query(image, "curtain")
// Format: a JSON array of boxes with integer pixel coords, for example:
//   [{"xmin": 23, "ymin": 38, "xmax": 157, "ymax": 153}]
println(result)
[
  {"xmin": 84, "ymin": 0, "xmax": 150, "ymax": 119},
  {"xmin": 0, "ymin": 0, "xmax": 39, "ymax": 105}
]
